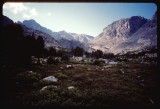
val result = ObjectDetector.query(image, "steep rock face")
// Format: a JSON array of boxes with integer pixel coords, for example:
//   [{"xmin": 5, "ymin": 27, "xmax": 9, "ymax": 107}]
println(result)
[
  {"xmin": 100, "ymin": 16, "xmax": 148, "ymax": 39},
  {"xmin": 89, "ymin": 12, "xmax": 157, "ymax": 54},
  {"xmin": 120, "ymin": 11, "xmax": 157, "ymax": 53}
]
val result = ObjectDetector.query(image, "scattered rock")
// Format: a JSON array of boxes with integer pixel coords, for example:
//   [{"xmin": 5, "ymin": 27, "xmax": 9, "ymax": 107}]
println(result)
[
  {"xmin": 42, "ymin": 76, "xmax": 58, "ymax": 82},
  {"xmin": 138, "ymin": 79, "xmax": 146, "ymax": 87},
  {"xmin": 87, "ymin": 68, "xmax": 91, "ymax": 70},
  {"xmin": 141, "ymin": 79, "xmax": 144, "ymax": 82},
  {"xmin": 137, "ymin": 76, "xmax": 141, "ymax": 78},
  {"xmin": 103, "ymin": 65, "xmax": 112, "ymax": 68},
  {"xmin": 68, "ymin": 86, "xmax": 75, "ymax": 90},
  {"xmin": 40, "ymin": 85, "xmax": 57, "ymax": 92},
  {"xmin": 29, "ymin": 71, "xmax": 33, "ymax": 73},
  {"xmin": 109, "ymin": 61, "xmax": 117, "ymax": 65},
  {"xmin": 120, "ymin": 69, "xmax": 124, "ymax": 74},
  {"xmin": 149, "ymin": 98, "xmax": 154, "ymax": 104},
  {"xmin": 66, "ymin": 65, "xmax": 73, "ymax": 68},
  {"xmin": 140, "ymin": 62, "xmax": 150, "ymax": 64},
  {"xmin": 140, "ymin": 83, "xmax": 144, "ymax": 87},
  {"xmin": 124, "ymin": 65, "xmax": 129, "ymax": 68},
  {"xmin": 102, "ymin": 69, "xmax": 104, "ymax": 71}
]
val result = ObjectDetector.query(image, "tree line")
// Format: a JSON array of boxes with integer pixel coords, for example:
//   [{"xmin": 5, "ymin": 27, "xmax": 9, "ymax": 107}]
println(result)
[
  {"xmin": 1, "ymin": 24, "xmax": 46, "ymax": 66},
  {"xmin": 0, "ymin": 23, "xmax": 117, "ymax": 66}
]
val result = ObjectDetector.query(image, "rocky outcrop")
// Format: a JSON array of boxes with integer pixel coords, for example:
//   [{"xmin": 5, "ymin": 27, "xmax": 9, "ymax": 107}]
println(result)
[{"xmin": 89, "ymin": 11, "xmax": 157, "ymax": 54}]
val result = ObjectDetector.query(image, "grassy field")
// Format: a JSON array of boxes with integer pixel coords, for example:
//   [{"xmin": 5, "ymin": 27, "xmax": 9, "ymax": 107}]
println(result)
[{"xmin": 2, "ymin": 60, "xmax": 159, "ymax": 109}]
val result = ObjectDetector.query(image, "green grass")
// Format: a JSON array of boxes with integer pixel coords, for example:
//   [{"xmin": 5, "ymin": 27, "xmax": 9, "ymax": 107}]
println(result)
[
  {"xmin": 3, "ymin": 60, "xmax": 158, "ymax": 108},
  {"xmin": 55, "ymin": 72, "xmax": 68, "ymax": 80},
  {"xmin": 15, "ymin": 71, "xmax": 41, "ymax": 83}
]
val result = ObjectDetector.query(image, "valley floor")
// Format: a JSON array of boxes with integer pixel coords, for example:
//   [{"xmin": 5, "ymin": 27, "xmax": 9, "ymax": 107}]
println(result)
[{"xmin": 2, "ymin": 60, "xmax": 159, "ymax": 109}]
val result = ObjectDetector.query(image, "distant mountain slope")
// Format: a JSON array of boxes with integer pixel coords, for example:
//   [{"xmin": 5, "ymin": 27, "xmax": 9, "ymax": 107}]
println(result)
[
  {"xmin": 17, "ymin": 20, "xmax": 59, "ymax": 39},
  {"xmin": 21, "ymin": 25, "xmax": 60, "ymax": 48},
  {"xmin": 2, "ymin": 15, "xmax": 61, "ymax": 48},
  {"xmin": 17, "ymin": 20, "xmax": 94, "ymax": 44},
  {"xmin": 17, "ymin": 20, "xmax": 94, "ymax": 49},
  {"xmin": 2, "ymin": 15, "xmax": 14, "ymax": 26},
  {"xmin": 58, "ymin": 38, "xmax": 84, "ymax": 49},
  {"xmin": 4, "ymin": 11, "xmax": 156, "ymax": 54},
  {"xmin": 70, "ymin": 33, "xmax": 94, "ymax": 43},
  {"xmin": 89, "ymin": 11, "xmax": 157, "ymax": 54},
  {"xmin": 56, "ymin": 31, "xmax": 94, "ymax": 49}
]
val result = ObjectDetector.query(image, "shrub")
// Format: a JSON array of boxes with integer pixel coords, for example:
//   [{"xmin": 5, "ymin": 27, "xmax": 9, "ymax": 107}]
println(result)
[
  {"xmin": 61, "ymin": 55, "xmax": 70, "ymax": 61},
  {"xmin": 47, "ymin": 57, "xmax": 59, "ymax": 64},
  {"xmin": 73, "ymin": 74, "xmax": 84, "ymax": 81},
  {"xmin": 56, "ymin": 72, "xmax": 68, "ymax": 80},
  {"xmin": 39, "ymin": 80, "xmax": 58, "ymax": 86},
  {"xmin": 16, "ymin": 71, "xmax": 41, "ymax": 83},
  {"xmin": 93, "ymin": 60, "xmax": 105, "ymax": 66},
  {"xmin": 81, "ymin": 59, "xmax": 87, "ymax": 64}
]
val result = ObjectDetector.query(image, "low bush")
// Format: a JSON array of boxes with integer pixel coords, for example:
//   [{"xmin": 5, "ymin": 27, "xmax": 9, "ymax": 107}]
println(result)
[
  {"xmin": 93, "ymin": 60, "xmax": 105, "ymax": 66},
  {"xmin": 16, "ymin": 71, "xmax": 41, "ymax": 83},
  {"xmin": 39, "ymin": 80, "xmax": 58, "ymax": 86},
  {"xmin": 47, "ymin": 57, "xmax": 59, "ymax": 64},
  {"xmin": 61, "ymin": 55, "xmax": 70, "ymax": 61},
  {"xmin": 56, "ymin": 72, "xmax": 68, "ymax": 80}
]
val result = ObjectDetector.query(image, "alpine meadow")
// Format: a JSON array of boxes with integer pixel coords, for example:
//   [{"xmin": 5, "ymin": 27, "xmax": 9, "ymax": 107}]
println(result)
[{"xmin": 1, "ymin": 3, "xmax": 158, "ymax": 109}]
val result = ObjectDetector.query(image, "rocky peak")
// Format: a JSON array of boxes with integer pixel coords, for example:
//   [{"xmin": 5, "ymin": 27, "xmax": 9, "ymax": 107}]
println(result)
[
  {"xmin": 129, "ymin": 16, "xmax": 148, "ymax": 34},
  {"xmin": 59, "ymin": 30, "xmax": 68, "ymax": 34},
  {"xmin": 102, "ymin": 16, "xmax": 148, "ymax": 38},
  {"xmin": 17, "ymin": 19, "xmax": 58, "ymax": 40},
  {"xmin": 70, "ymin": 33, "xmax": 94, "ymax": 43},
  {"xmin": 24, "ymin": 19, "xmax": 36, "ymax": 23},
  {"xmin": 22, "ymin": 19, "xmax": 42, "ymax": 29},
  {"xmin": 90, "ymin": 13, "xmax": 156, "ymax": 54}
]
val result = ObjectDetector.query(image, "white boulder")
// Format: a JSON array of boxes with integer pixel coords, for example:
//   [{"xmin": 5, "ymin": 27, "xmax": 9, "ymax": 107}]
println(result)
[
  {"xmin": 109, "ymin": 61, "xmax": 117, "ymax": 65},
  {"xmin": 42, "ymin": 76, "xmax": 58, "ymax": 82},
  {"xmin": 66, "ymin": 65, "xmax": 73, "ymax": 68},
  {"xmin": 68, "ymin": 86, "xmax": 75, "ymax": 90}
]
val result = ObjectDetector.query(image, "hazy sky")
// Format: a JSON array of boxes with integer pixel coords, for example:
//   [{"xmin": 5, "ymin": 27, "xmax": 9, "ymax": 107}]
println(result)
[{"xmin": 3, "ymin": 3, "xmax": 157, "ymax": 37}]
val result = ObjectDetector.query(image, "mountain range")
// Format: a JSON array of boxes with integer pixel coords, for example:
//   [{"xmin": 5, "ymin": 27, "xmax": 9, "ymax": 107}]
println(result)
[
  {"xmin": 2, "ymin": 16, "xmax": 61, "ymax": 48},
  {"xmin": 89, "ymin": 11, "xmax": 157, "ymax": 54},
  {"xmin": 2, "ymin": 11, "xmax": 157, "ymax": 54},
  {"xmin": 17, "ymin": 20, "xmax": 94, "ymax": 45}
]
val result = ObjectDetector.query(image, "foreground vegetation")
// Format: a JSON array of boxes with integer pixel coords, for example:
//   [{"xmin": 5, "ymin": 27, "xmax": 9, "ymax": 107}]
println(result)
[{"xmin": 2, "ymin": 59, "xmax": 158, "ymax": 109}]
